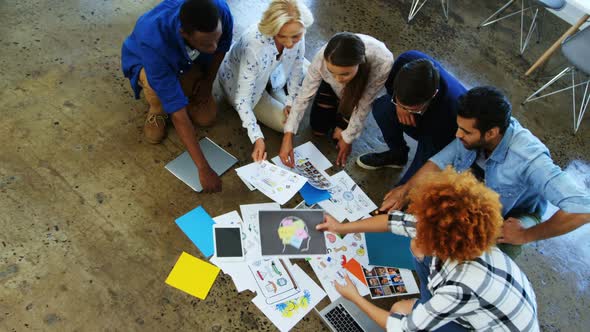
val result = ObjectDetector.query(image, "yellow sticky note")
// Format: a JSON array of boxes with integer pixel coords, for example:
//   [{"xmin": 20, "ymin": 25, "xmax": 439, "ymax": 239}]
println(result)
[{"xmin": 165, "ymin": 252, "xmax": 220, "ymax": 299}]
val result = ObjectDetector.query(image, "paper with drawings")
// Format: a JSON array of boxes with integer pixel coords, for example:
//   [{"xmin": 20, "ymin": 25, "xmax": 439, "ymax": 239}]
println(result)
[
  {"xmin": 238, "ymin": 173, "xmax": 256, "ymax": 191},
  {"xmin": 236, "ymin": 161, "xmax": 306, "ymax": 205},
  {"xmin": 309, "ymin": 232, "xmax": 370, "ymax": 301},
  {"xmin": 272, "ymin": 141, "xmax": 332, "ymax": 171},
  {"xmin": 248, "ymin": 258, "xmax": 300, "ymax": 304},
  {"xmin": 252, "ymin": 263, "xmax": 326, "ymax": 332},
  {"xmin": 318, "ymin": 171, "xmax": 377, "ymax": 222},
  {"xmin": 240, "ymin": 203, "xmax": 281, "ymax": 259},
  {"xmin": 210, "ymin": 255, "xmax": 256, "ymax": 292}
]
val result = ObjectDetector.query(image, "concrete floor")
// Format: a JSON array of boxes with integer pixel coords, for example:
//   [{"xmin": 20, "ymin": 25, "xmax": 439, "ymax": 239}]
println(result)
[{"xmin": 1, "ymin": 0, "xmax": 589, "ymax": 331}]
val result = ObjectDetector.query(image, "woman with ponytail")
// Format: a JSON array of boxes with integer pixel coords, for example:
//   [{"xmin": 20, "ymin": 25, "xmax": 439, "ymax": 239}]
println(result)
[{"xmin": 280, "ymin": 32, "xmax": 393, "ymax": 166}]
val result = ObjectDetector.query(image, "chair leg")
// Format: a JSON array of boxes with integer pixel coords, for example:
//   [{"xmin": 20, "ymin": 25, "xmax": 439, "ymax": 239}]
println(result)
[
  {"xmin": 441, "ymin": 0, "xmax": 450, "ymax": 21},
  {"xmin": 520, "ymin": 1, "xmax": 539, "ymax": 54},
  {"xmin": 524, "ymin": 67, "xmax": 573, "ymax": 103},
  {"xmin": 524, "ymin": 66, "xmax": 588, "ymax": 134},
  {"xmin": 576, "ymin": 80, "xmax": 590, "ymax": 133},
  {"xmin": 408, "ymin": 0, "xmax": 429, "ymax": 23},
  {"xmin": 478, "ymin": 0, "xmax": 517, "ymax": 28}
]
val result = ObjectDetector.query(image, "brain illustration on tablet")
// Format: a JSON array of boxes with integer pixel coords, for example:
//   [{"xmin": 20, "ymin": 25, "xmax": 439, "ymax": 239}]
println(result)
[{"xmin": 277, "ymin": 216, "xmax": 311, "ymax": 253}]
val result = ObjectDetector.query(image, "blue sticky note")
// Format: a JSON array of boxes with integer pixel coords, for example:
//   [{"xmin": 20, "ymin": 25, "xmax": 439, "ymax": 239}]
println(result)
[
  {"xmin": 175, "ymin": 206, "xmax": 215, "ymax": 257},
  {"xmin": 365, "ymin": 232, "xmax": 414, "ymax": 270},
  {"xmin": 299, "ymin": 183, "xmax": 331, "ymax": 205}
]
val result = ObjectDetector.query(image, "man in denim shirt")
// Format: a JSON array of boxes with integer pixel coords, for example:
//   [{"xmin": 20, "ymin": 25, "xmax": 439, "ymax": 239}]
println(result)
[
  {"xmin": 121, "ymin": 0, "xmax": 233, "ymax": 192},
  {"xmin": 380, "ymin": 86, "xmax": 590, "ymax": 257}
]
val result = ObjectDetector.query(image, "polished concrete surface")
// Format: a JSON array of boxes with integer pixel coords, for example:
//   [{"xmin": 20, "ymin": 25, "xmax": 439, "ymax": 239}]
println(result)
[{"xmin": 1, "ymin": 0, "xmax": 589, "ymax": 331}]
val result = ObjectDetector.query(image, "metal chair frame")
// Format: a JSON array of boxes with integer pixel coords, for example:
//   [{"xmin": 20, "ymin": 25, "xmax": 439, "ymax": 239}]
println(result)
[
  {"xmin": 478, "ymin": 0, "xmax": 548, "ymax": 54},
  {"xmin": 524, "ymin": 66, "xmax": 590, "ymax": 133},
  {"xmin": 408, "ymin": 0, "xmax": 450, "ymax": 23}
]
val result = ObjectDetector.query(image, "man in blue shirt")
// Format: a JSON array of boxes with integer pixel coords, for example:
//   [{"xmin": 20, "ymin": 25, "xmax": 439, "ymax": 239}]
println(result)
[
  {"xmin": 121, "ymin": 0, "xmax": 233, "ymax": 193},
  {"xmin": 380, "ymin": 86, "xmax": 590, "ymax": 257},
  {"xmin": 357, "ymin": 51, "xmax": 466, "ymax": 185}
]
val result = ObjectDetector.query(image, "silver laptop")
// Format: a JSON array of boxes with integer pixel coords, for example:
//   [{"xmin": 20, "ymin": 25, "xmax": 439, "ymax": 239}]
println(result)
[
  {"xmin": 165, "ymin": 137, "xmax": 238, "ymax": 192},
  {"xmin": 318, "ymin": 297, "xmax": 383, "ymax": 332}
]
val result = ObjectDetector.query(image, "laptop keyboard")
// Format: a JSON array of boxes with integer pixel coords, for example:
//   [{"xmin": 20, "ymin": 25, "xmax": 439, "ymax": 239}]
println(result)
[{"xmin": 325, "ymin": 304, "xmax": 364, "ymax": 332}]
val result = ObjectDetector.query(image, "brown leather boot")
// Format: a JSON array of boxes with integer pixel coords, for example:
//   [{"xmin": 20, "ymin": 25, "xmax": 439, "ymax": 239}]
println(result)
[{"xmin": 143, "ymin": 112, "xmax": 168, "ymax": 144}]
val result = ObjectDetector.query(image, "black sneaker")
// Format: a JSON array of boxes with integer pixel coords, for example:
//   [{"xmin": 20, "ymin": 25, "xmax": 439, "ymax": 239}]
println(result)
[{"xmin": 356, "ymin": 150, "xmax": 408, "ymax": 170}]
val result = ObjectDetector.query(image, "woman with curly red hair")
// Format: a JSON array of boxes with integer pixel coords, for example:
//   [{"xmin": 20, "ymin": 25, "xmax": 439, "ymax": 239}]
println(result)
[{"xmin": 316, "ymin": 167, "xmax": 539, "ymax": 331}]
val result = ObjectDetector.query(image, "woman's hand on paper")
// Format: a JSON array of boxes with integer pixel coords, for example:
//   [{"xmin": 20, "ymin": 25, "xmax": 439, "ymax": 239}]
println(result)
[
  {"xmin": 251, "ymin": 138, "xmax": 267, "ymax": 162},
  {"xmin": 316, "ymin": 214, "xmax": 342, "ymax": 234},
  {"xmin": 334, "ymin": 274, "xmax": 361, "ymax": 301},
  {"xmin": 279, "ymin": 133, "xmax": 295, "ymax": 167}
]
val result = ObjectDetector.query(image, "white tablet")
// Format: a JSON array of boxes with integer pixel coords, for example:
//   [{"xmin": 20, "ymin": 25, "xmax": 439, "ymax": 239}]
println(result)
[{"xmin": 213, "ymin": 225, "xmax": 245, "ymax": 262}]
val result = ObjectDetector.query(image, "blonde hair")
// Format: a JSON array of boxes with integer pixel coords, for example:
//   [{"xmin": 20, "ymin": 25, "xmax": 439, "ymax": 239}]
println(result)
[{"xmin": 258, "ymin": 0, "xmax": 314, "ymax": 36}]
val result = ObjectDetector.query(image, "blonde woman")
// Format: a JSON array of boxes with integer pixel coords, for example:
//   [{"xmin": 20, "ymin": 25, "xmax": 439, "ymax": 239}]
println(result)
[{"xmin": 217, "ymin": 0, "xmax": 313, "ymax": 161}]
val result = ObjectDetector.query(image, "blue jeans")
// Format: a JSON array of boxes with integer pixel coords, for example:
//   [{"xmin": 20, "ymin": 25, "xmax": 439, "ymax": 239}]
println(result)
[
  {"xmin": 373, "ymin": 95, "xmax": 440, "ymax": 185},
  {"xmin": 413, "ymin": 256, "xmax": 468, "ymax": 332}
]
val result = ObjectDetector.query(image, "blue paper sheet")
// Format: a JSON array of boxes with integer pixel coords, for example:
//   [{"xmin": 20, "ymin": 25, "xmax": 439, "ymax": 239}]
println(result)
[
  {"xmin": 175, "ymin": 206, "xmax": 215, "ymax": 257},
  {"xmin": 365, "ymin": 232, "xmax": 414, "ymax": 270},
  {"xmin": 299, "ymin": 183, "xmax": 331, "ymax": 205}
]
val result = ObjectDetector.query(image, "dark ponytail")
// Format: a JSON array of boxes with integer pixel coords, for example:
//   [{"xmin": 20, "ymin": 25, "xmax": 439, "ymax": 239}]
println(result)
[{"xmin": 323, "ymin": 32, "xmax": 370, "ymax": 118}]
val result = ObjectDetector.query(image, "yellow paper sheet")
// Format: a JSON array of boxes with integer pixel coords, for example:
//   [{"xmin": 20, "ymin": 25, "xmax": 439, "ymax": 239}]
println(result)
[{"xmin": 165, "ymin": 252, "xmax": 220, "ymax": 299}]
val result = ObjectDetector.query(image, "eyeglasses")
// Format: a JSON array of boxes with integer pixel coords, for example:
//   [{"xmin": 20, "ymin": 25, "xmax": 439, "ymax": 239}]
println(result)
[{"xmin": 390, "ymin": 92, "xmax": 437, "ymax": 115}]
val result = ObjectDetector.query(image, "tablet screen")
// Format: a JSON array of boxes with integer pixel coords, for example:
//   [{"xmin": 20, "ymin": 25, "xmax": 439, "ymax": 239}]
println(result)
[{"xmin": 214, "ymin": 227, "xmax": 243, "ymax": 258}]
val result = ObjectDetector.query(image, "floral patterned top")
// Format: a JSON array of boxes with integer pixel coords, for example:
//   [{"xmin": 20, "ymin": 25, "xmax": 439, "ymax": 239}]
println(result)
[
  {"xmin": 218, "ymin": 24, "xmax": 306, "ymax": 143},
  {"xmin": 284, "ymin": 34, "xmax": 394, "ymax": 144}
]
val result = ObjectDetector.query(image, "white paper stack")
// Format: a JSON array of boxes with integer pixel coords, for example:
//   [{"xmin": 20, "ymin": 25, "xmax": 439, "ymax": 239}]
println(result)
[{"xmin": 235, "ymin": 161, "xmax": 306, "ymax": 205}]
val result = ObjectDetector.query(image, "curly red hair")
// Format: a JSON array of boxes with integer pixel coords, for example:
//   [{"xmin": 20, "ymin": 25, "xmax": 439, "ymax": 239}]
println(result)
[{"xmin": 407, "ymin": 167, "xmax": 503, "ymax": 262}]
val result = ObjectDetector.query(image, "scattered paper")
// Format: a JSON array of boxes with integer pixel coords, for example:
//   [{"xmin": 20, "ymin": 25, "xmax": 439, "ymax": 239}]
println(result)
[
  {"xmin": 238, "ymin": 173, "xmax": 256, "ymax": 191},
  {"xmin": 213, "ymin": 210, "xmax": 243, "ymax": 225},
  {"xmin": 309, "ymin": 232, "xmax": 370, "ymax": 301},
  {"xmin": 236, "ymin": 161, "xmax": 306, "ymax": 205},
  {"xmin": 272, "ymin": 142, "xmax": 332, "ymax": 171},
  {"xmin": 299, "ymin": 183, "xmax": 331, "ymax": 205},
  {"xmin": 240, "ymin": 203, "xmax": 280, "ymax": 259},
  {"xmin": 343, "ymin": 258, "xmax": 368, "ymax": 286},
  {"xmin": 165, "ymin": 252, "xmax": 220, "ymax": 299},
  {"xmin": 209, "ymin": 210, "xmax": 257, "ymax": 292},
  {"xmin": 175, "ymin": 206, "xmax": 216, "ymax": 257},
  {"xmin": 248, "ymin": 258, "xmax": 300, "ymax": 304},
  {"xmin": 252, "ymin": 263, "xmax": 326, "ymax": 332},
  {"xmin": 318, "ymin": 171, "xmax": 377, "ymax": 222},
  {"xmin": 210, "ymin": 256, "xmax": 256, "ymax": 292}
]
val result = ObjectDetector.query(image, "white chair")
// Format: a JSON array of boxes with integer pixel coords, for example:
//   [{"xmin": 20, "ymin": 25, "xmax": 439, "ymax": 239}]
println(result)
[
  {"xmin": 523, "ymin": 27, "xmax": 590, "ymax": 133},
  {"xmin": 478, "ymin": 0, "xmax": 566, "ymax": 54},
  {"xmin": 408, "ymin": 0, "xmax": 450, "ymax": 23}
]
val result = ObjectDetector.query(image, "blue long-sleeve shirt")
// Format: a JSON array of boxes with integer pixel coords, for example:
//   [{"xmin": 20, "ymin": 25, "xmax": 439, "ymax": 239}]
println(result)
[
  {"xmin": 385, "ymin": 50, "xmax": 466, "ymax": 151},
  {"xmin": 121, "ymin": 0, "xmax": 233, "ymax": 114}
]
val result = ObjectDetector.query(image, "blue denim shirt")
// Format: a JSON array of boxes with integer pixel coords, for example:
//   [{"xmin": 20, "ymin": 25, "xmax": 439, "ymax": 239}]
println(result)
[
  {"xmin": 121, "ymin": 0, "xmax": 233, "ymax": 114},
  {"xmin": 430, "ymin": 118, "xmax": 590, "ymax": 217}
]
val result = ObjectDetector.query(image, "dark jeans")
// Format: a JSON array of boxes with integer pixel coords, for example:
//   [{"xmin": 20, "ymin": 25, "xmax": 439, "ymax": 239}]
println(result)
[
  {"xmin": 310, "ymin": 80, "xmax": 349, "ymax": 134},
  {"xmin": 373, "ymin": 94, "xmax": 440, "ymax": 185},
  {"xmin": 413, "ymin": 256, "xmax": 468, "ymax": 332}
]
